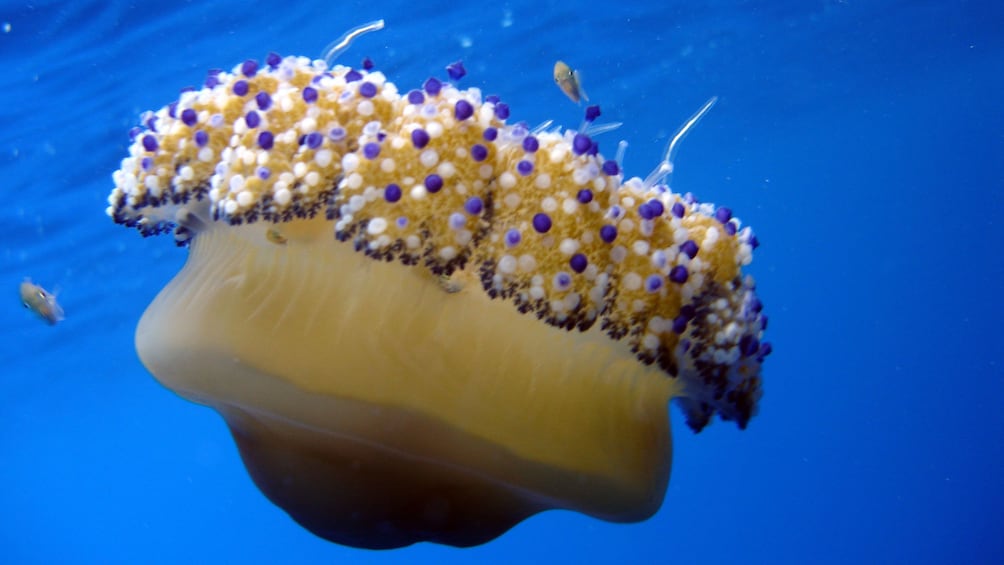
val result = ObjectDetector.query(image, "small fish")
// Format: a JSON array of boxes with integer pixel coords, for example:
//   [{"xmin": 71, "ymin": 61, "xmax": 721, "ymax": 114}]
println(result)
[
  {"xmin": 553, "ymin": 60, "xmax": 588, "ymax": 104},
  {"xmin": 266, "ymin": 228, "xmax": 288, "ymax": 245},
  {"xmin": 20, "ymin": 278, "xmax": 64, "ymax": 325}
]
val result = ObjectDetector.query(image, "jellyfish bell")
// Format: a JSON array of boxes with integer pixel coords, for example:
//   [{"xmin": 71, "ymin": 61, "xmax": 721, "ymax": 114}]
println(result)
[{"xmin": 109, "ymin": 49, "xmax": 769, "ymax": 549}]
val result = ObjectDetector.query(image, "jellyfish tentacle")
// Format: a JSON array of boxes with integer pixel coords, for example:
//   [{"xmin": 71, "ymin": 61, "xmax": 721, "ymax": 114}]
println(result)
[{"xmin": 321, "ymin": 19, "xmax": 385, "ymax": 66}]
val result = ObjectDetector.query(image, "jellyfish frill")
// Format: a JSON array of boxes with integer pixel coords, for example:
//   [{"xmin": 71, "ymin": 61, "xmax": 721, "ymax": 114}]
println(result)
[{"xmin": 108, "ymin": 52, "xmax": 770, "ymax": 549}]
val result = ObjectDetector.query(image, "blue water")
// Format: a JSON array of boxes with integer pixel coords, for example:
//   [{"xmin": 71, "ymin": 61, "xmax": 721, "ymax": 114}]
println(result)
[{"xmin": 3, "ymin": 1, "xmax": 1002, "ymax": 562}]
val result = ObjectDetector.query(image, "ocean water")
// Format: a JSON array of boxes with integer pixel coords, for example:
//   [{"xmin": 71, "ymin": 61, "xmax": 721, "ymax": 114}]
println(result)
[{"xmin": 2, "ymin": 1, "xmax": 1001, "ymax": 563}]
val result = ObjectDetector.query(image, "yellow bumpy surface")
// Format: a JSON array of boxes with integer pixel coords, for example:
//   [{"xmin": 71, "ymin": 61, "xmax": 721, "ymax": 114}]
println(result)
[{"xmin": 108, "ymin": 54, "xmax": 769, "ymax": 431}]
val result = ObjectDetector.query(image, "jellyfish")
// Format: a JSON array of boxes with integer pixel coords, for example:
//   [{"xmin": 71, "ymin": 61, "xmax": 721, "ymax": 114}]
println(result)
[{"xmin": 107, "ymin": 50, "xmax": 769, "ymax": 549}]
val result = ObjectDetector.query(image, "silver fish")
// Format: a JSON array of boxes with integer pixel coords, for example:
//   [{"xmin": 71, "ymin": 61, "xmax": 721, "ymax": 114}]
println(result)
[{"xmin": 20, "ymin": 278, "xmax": 64, "ymax": 325}]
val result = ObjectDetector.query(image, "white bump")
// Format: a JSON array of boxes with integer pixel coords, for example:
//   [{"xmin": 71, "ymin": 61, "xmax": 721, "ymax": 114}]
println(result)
[
  {"xmin": 499, "ymin": 172, "xmax": 516, "ymax": 189},
  {"xmin": 499, "ymin": 255, "xmax": 517, "ymax": 274},
  {"xmin": 623, "ymin": 272, "xmax": 642, "ymax": 291},
  {"xmin": 559, "ymin": 238, "xmax": 579, "ymax": 255},
  {"xmin": 437, "ymin": 161, "xmax": 456, "ymax": 178},
  {"xmin": 367, "ymin": 217, "xmax": 388, "ymax": 235},
  {"xmin": 348, "ymin": 194, "xmax": 365, "ymax": 212},
  {"xmin": 274, "ymin": 188, "xmax": 292, "ymax": 206},
  {"xmin": 345, "ymin": 172, "xmax": 363, "ymax": 189},
  {"xmin": 342, "ymin": 152, "xmax": 360, "ymax": 172},
  {"xmin": 517, "ymin": 254, "xmax": 537, "ymax": 272},
  {"xmin": 420, "ymin": 149, "xmax": 439, "ymax": 168},
  {"xmin": 315, "ymin": 149, "xmax": 333, "ymax": 167}
]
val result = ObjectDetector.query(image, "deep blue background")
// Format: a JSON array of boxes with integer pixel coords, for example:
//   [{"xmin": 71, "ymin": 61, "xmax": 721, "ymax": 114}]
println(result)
[{"xmin": 2, "ymin": 1, "xmax": 1002, "ymax": 562}]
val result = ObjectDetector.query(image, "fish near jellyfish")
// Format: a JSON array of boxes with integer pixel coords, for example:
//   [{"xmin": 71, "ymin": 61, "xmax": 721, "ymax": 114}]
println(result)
[
  {"xmin": 107, "ymin": 33, "xmax": 770, "ymax": 550},
  {"xmin": 20, "ymin": 278, "xmax": 64, "ymax": 325}
]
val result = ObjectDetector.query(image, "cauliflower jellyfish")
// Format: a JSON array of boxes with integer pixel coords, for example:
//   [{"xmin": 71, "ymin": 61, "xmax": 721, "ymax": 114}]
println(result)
[{"xmin": 108, "ymin": 39, "xmax": 769, "ymax": 549}]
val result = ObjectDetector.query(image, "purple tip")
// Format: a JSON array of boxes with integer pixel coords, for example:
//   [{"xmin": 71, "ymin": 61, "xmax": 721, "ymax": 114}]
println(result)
[
  {"xmin": 455, "ymin": 99, "xmax": 474, "ymax": 121},
  {"xmin": 483, "ymin": 127, "xmax": 498, "ymax": 141},
  {"xmin": 532, "ymin": 213, "xmax": 552, "ymax": 233},
  {"xmin": 572, "ymin": 133, "xmax": 591, "ymax": 155},
  {"xmin": 193, "ymin": 130, "xmax": 209, "ymax": 147},
  {"xmin": 672, "ymin": 315, "xmax": 688, "ymax": 334},
  {"xmin": 446, "ymin": 60, "xmax": 466, "ymax": 81},
  {"xmin": 359, "ymin": 82, "xmax": 377, "ymax": 98},
  {"xmin": 411, "ymin": 128, "xmax": 430, "ymax": 149},
  {"xmin": 599, "ymin": 224, "xmax": 617, "ymax": 243},
  {"xmin": 423, "ymin": 77, "xmax": 442, "ymax": 96},
  {"xmin": 671, "ymin": 202, "xmax": 686, "ymax": 218},
  {"xmin": 577, "ymin": 189, "xmax": 593, "ymax": 204},
  {"xmin": 680, "ymin": 240, "xmax": 699, "ymax": 259},
  {"xmin": 328, "ymin": 127, "xmax": 346, "ymax": 142},
  {"xmin": 361, "ymin": 57, "xmax": 375, "ymax": 70},
  {"xmin": 668, "ymin": 265, "xmax": 688, "ymax": 284},
  {"xmin": 517, "ymin": 160, "xmax": 534, "ymax": 176},
  {"xmin": 257, "ymin": 131, "xmax": 274, "ymax": 150},
  {"xmin": 464, "ymin": 196, "xmax": 483, "ymax": 215},
  {"xmin": 180, "ymin": 108, "xmax": 197, "ymax": 127},
  {"xmin": 265, "ymin": 52, "xmax": 281, "ymax": 68},
  {"xmin": 363, "ymin": 142, "xmax": 380, "ymax": 159},
  {"xmin": 424, "ymin": 174, "xmax": 443, "ymax": 193},
  {"xmin": 407, "ymin": 90, "xmax": 424, "ymax": 104},
  {"xmin": 494, "ymin": 103, "xmax": 510, "ymax": 120},
  {"xmin": 245, "ymin": 111, "xmax": 260, "ymax": 129},
  {"xmin": 739, "ymin": 335, "xmax": 760, "ymax": 357},
  {"xmin": 602, "ymin": 160, "xmax": 619, "ymax": 176},
  {"xmin": 233, "ymin": 80, "xmax": 249, "ymax": 97},
  {"xmin": 646, "ymin": 199, "xmax": 664, "ymax": 217},
  {"xmin": 305, "ymin": 132, "xmax": 323, "ymax": 149},
  {"xmin": 505, "ymin": 228, "xmax": 522, "ymax": 247},
  {"xmin": 345, "ymin": 69, "xmax": 363, "ymax": 82},
  {"xmin": 384, "ymin": 183, "xmax": 402, "ymax": 203},
  {"xmin": 141, "ymin": 134, "xmax": 158, "ymax": 152},
  {"xmin": 241, "ymin": 59, "xmax": 258, "ymax": 77},
  {"xmin": 255, "ymin": 91, "xmax": 272, "ymax": 110},
  {"xmin": 645, "ymin": 274, "xmax": 663, "ymax": 293},
  {"xmin": 302, "ymin": 86, "xmax": 318, "ymax": 103},
  {"xmin": 522, "ymin": 136, "xmax": 539, "ymax": 153},
  {"xmin": 569, "ymin": 253, "xmax": 588, "ymax": 273},
  {"xmin": 715, "ymin": 207, "xmax": 733, "ymax": 224},
  {"xmin": 204, "ymin": 69, "xmax": 221, "ymax": 89},
  {"xmin": 584, "ymin": 105, "xmax": 601, "ymax": 122},
  {"xmin": 470, "ymin": 143, "xmax": 488, "ymax": 161}
]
